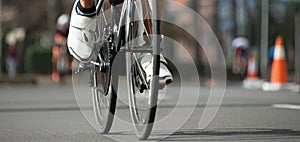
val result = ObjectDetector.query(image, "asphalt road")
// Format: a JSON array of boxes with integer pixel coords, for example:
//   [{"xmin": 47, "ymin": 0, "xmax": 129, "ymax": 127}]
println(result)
[{"xmin": 1, "ymin": 78, "xmax": 300, "ymax": 142}]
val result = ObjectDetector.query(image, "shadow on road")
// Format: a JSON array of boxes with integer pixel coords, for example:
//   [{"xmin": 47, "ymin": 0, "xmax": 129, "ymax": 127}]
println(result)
[
  {"xmin": 99, "ymin": 128, "xmax": 300, "ymax": 141},
  {"xmin": 152, "ymin": 128, "xmax": 300, "ymax": 141}
]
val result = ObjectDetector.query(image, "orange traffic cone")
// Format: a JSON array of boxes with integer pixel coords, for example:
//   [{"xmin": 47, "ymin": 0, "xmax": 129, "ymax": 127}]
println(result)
[
  {"xmin": 270, "ymin": 36, "xmax": 288, "ymax": 84},
  {"xmin": 243, "ymin": 53, "xmax": 263, "ymax": 89},
  {"xmin": 246, "ymin": 53, "xmax": 258, "ymax": 79},
  {"xmin": 263, "ymin": 36, "xmax": 288, "ymax": 91}
]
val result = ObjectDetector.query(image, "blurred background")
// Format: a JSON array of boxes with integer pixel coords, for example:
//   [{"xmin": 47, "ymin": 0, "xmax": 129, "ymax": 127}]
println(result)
[
  {"xmin": 1, "ymin": 1, "xmax": 300, "ymax": 141},
  {"xmin": 0, "ymin": 0, "xmax": 299, "ymax": 85}
]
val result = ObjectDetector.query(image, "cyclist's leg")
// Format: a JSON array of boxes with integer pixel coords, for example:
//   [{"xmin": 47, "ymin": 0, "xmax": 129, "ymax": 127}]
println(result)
[
  {"xmin": 80, "ymin": 0, "xmax": 94, "ymax": 8},
  {"xmin": 68, "ymin": 0, "xmax": 98, "ymax": 63},
  {"xmin": 69, "ymin": 0, "xmax": 125, "ymax": 71},
  {"xmin": 140, "ymin": 0, "xmax": 173, "ymax": 85},
  {"xmin": 52, "ymin": 46, "xmax": 60, "ymax": 82},
  {"xmin": 142, "ymin": 0, "xmax": 163, "ymax": 35}
]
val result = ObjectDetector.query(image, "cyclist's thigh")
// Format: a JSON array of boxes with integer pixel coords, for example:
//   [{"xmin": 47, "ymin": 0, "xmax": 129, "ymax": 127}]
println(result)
[
  {"xmin": 140, "ymin": 0, "xmax": 163, "ymax": 17},
  {"xmin": 141, "ymin": 0, "xmax": 163, "ymax": 34}
]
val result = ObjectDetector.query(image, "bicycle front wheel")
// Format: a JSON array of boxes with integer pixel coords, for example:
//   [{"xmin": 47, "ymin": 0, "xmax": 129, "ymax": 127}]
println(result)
[{"xmin": 126, "ymin": 0, "xmax": 160, "ymax": 140}]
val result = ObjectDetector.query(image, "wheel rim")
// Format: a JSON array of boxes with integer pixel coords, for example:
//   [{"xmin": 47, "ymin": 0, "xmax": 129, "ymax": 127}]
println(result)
[{"xmin": 127, "ymin": 0, "xmax": 160, "ymax": 139}]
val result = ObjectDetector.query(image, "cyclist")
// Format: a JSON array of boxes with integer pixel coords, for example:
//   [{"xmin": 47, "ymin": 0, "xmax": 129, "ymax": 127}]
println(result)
[
  {"xmin": 68, "ymin": 0, "xmax": 173, "ymax": 85},
  {"xmin": 52, "ymin": 14, "xmax": 72, "ymax": 82},
  {"xmin": 232, "ymin": 36, "xmax": 249, "ymax": 80}
]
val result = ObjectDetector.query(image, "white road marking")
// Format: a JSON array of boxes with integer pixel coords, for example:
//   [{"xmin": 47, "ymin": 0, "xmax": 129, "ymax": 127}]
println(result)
[{"xmin": 272, "ymin": 104, "xmax": 300, "ymax": 110}]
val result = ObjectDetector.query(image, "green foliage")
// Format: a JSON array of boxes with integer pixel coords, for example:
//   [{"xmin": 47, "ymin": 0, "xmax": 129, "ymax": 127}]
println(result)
[{"xmin": 24, "ymin": 46, "xmax": 52, "ymax": 74}]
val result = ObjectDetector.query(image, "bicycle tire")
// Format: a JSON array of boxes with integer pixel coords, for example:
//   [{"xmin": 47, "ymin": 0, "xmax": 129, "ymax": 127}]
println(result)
[
  {"xmin": 92, "ymin": 1, "xmax": 117, "ymax": 134},
  {"xmin": 92, "ymin": 69, "xmax": 117, "ymax": 134},
  {"xmin": 126, "ymin": 0, "xmax": 160, "ymax": 140}
]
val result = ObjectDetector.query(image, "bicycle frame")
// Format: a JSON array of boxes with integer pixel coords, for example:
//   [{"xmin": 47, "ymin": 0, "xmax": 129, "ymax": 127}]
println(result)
[
  {"xmin": 95, "ymin": 0, "xmax": 160, "ymax": 53},
  {"xmin": 94, "ymin": 0, "xmax": 127, "ymax": 53}
]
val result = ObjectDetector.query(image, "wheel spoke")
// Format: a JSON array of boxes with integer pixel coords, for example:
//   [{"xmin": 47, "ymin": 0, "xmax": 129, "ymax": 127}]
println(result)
[{"xmin": 91, "ymin": 0, "xmax": 116, "ymax": 134}]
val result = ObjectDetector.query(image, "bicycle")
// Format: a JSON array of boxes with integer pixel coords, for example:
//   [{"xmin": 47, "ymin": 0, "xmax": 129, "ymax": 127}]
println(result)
[{"xmin": 74, "ymin": 0, "xmax": 162, "ymax": 140}]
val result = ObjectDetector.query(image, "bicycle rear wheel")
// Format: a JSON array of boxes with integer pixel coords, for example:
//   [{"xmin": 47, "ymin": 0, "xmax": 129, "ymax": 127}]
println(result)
[
  {"xmin": 126, "ymin": 0, "xmax": 160, "ymax": 140},
  {"xmin": 92, "ymin": 63, "xmax": 117, "ymax": 134},
  {"xmin": 92, "ymin": 1, "xmax": 117, "ymax": 134}
]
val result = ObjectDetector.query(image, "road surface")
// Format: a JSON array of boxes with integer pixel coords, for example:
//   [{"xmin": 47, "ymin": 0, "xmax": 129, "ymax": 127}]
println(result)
[{"xmin": 1, "ymin": 78, "xmax": 300, "ymax": 141}]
